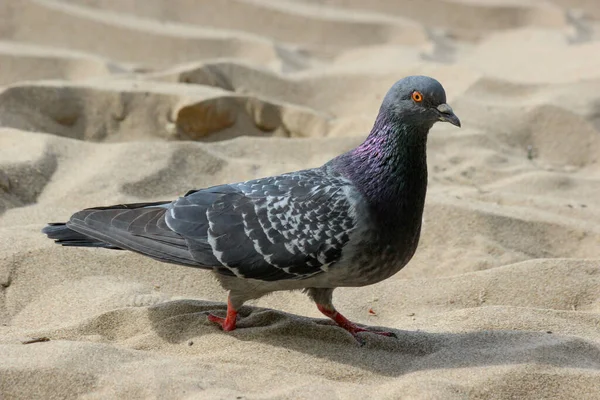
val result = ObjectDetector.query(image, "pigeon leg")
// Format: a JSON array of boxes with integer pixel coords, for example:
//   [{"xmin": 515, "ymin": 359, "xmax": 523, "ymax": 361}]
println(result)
[
  {"xmin": 208, "ymin": 296, "xmax": 238, "ymax": 331},
  {"xmin": 307, "ymin": 288, "xmax": 397, "ymax": 343},
  {"xmin": 316, "ymin": 303, "xmax": 396, "ymax": 342}
]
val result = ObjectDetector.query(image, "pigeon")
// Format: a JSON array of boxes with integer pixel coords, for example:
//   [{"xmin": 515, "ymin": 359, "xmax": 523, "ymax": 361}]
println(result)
[{"xmin": 42, "ymin": 75, "xmax": 460, "ymax": 343}]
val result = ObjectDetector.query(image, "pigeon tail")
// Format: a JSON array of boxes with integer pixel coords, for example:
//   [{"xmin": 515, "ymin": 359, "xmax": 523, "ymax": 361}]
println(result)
[{"xmin": 42, "ymin": 223, "xmax": 122, "ymax": 249}]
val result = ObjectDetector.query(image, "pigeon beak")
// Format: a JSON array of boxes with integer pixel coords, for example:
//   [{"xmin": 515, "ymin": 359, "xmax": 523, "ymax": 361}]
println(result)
[{"xmin": 436, "ymin": 104, "xmax": 461, "ymax": 127}]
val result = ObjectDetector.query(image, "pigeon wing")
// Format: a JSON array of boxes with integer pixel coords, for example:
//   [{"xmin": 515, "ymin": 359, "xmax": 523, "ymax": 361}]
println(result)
[{"xmin": 166, "ymin": 170, "xmax": 357, "ymax": 281}]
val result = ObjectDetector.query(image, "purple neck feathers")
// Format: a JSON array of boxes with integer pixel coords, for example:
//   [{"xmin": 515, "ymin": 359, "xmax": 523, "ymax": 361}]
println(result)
[{"xmin": 336, "ymin": 109, "xmax": 430, "ymax": 232}]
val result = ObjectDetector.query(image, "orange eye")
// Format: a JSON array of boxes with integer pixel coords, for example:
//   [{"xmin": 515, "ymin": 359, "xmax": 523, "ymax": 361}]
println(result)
[{"xmin": 412, "ymin": 91, "xmax": 423, "ymax": 103}]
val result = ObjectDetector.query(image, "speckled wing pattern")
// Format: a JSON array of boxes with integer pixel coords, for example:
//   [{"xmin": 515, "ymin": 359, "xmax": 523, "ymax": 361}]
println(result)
[{"xmin": 166, "ymin": 169, "xmax": 357, "ymax": 281}]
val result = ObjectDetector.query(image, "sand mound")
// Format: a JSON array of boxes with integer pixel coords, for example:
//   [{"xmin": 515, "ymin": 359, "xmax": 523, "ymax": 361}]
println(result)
[
  {"xmin": 0, "ymin": 80, "xmax": 331, "ymax": 142},
  {"xmin": 1, "ymin": 0, "xmax": 599, "ymax": 399},
  {"xmin": 0, "ymin": 41, "xmax": 130, "ymax": 85}
]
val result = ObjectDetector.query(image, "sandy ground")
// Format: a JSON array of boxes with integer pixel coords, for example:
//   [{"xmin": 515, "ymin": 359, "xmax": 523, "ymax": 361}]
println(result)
[{"xmin": 1, "ymin": 0, "xmax": 600, "ymax": 399}]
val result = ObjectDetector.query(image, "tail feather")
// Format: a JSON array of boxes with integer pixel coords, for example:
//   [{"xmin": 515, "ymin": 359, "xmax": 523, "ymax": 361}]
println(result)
[
  {"xmin": 41, "ymin": 200, "xmax": 204, "ymax": 268},
  {"xmin": 41, "ymin": 223, "xmax": 122, "ymax": 249}
]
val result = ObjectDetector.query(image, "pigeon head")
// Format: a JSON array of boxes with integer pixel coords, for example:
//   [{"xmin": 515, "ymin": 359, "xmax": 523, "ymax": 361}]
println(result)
[
  {"xmin": 338, "ymin": 75, "xmax": 460, "ymax": 229},
  {"xmin": 381, "ymin": 75, "xmax": 461, "ymax": 129}
]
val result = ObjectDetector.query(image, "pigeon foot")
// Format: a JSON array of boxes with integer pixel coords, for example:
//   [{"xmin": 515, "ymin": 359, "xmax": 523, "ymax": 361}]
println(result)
[
  {"xmin": 208, "ymin": 297, "xmax": 238, "ymax": 331},
  {"xmin": 316, "ymin": 303, "xmax": 397, "ymax": 344}
]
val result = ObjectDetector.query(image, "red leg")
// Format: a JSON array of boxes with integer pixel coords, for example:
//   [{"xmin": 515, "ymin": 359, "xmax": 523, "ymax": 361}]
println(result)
[
  {"xmin": 208, "ymin": 296, "xmax": 238, "ymax": 331},
  {"xmin": 316, "ymin": 303, "xmax": 396, "ymax": 342}
]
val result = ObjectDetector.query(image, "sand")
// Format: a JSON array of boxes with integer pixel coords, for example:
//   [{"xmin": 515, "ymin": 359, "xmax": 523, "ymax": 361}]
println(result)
[{"xmin": 0, "ymin": 0, "xmax": 599, "ymax": 399}]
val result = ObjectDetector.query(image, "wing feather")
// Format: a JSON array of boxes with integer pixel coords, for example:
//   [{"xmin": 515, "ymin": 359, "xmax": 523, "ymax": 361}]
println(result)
[{"xmin": 166, "ymin": 169, "xmax": 357, "ymax": 281}]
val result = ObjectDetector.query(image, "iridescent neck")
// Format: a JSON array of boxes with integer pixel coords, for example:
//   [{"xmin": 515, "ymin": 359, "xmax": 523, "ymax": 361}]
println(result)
[{"xmin": 337, "ymin": 110, "xmax": 430, "ymax": 231}]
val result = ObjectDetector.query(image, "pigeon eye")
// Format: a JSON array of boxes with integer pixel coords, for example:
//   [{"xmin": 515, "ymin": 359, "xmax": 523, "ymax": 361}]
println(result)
[{"xmin": 412, "ymin": 91, "xmax": 423, "ymax": 103}]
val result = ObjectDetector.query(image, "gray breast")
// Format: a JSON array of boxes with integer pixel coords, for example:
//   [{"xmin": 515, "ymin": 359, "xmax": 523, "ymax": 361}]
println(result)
[{"xmin": 320, "ymin": 186, "xmax": 423, "ymax": 288}]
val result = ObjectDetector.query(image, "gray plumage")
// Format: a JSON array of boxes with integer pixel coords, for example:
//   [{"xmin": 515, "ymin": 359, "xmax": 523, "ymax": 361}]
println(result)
[{"xmin": 43, "ymin": 75, "xmax": 460, "ymax": 342}]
